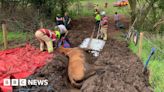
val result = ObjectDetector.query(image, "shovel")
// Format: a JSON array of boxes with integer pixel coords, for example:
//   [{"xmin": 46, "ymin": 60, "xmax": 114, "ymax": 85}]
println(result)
[
  {"xmin": 143, "ymin": 48, "xmax": 156, "ymax": 74},
  {"xmin": 87, "ymin": 26, "xmax": 96, "ymax": 50}
]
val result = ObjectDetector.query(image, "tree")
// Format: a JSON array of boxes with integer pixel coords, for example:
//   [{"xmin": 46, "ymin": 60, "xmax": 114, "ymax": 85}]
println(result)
[
  {"xmin": 128, "ymin": 0, "xmax": 137, "ymax": 22},
  {"xmin": 128, "ymin": 0, "xmax": 163, "ymax": 31}
]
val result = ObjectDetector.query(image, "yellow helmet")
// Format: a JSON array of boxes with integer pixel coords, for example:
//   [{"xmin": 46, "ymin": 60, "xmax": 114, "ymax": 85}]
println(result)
[{"xmin": 55, "ymin": 31, "xmax": 61, "ymax": 39}]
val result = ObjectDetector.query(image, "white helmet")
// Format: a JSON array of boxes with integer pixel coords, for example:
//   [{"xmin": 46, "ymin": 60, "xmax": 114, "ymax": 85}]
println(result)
[{"xmin": 100, "ymin": 11, "xmax": 106, "ymax": 16}]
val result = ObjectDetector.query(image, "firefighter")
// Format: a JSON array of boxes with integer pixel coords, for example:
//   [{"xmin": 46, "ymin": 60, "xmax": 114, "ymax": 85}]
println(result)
[
  {"xmin": 55, "ymin": 24, "xmax": 71, "ymax": 46},
  {"xmin": 35, "ymin": 28, "xmax": 60, "ymax": 53},
  {"xmin": 100, "ymin": 11, "xmax": 109, "ymax": 40},
  {"xmin": 95, "ymin": 11, "xmax": 101, "ymax": 31},
  {"xmin": 54, "ymin": 24, "xmax": 68, "ymax": 39}
]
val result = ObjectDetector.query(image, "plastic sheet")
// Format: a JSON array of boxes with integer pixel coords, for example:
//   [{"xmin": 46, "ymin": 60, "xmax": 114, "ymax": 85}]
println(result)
[
  {"xmin": 79, "ymin": 38, "xmax": 106, "ymax": 57},
  {"xmin": 0, "ymin": 44, "xmax": 53, "ymax": 92},
  {"xmin": 80, "ymin": 38, "xmax": 105, "ymax": 51}
]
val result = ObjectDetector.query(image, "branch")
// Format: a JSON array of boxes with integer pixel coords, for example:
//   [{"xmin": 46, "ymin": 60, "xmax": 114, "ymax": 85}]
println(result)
[{"xmin": 153, "ymin": 19, "xmax": 164, "ymax": 28}]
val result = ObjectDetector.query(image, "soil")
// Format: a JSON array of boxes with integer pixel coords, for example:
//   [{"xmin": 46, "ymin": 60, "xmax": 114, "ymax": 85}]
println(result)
[
  {"xmin": 81, "ymin": 39, "xmax": 152, "ymax": 92},
  {"xmin": 13, "ymin": 15, "xmax": 153, "ymax": 92}
]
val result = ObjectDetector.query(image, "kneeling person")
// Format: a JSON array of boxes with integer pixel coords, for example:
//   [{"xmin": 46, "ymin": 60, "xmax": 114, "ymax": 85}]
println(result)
[
  {"xmin": 55, "ymin": 24, "xmax": 68, "ymax": 38},
  {"xmin": 55, "ymin": 25, "xmax": 71, "ymax": 46}
]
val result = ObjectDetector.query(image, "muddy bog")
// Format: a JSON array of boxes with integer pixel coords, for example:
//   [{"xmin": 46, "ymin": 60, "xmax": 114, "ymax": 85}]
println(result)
[{"xmin": 1, "ymin": 17, "xmax": 153, "ymax": 92}]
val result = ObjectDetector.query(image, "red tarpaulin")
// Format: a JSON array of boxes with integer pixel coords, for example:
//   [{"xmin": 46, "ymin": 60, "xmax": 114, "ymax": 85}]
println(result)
[{"xmin": 0, "ymin": 44, "xmax": 53, "ymax": 92}]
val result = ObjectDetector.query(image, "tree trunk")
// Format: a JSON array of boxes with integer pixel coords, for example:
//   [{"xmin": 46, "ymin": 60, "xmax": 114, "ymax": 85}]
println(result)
[
  {"xmin": 128, "ymin": 0, "xmax": 137, "ymax": 23},
  {"xmin": 135, "ymin": 1, "xmax": 156, "ymax": 28},
  {"xmin": 59, "ymin": 0, "xmax": 67, "ymax": 16}
]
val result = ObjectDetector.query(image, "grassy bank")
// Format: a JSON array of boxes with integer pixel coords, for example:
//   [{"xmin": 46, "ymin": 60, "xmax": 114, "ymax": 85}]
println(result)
[
  {"xmin": 129, "ymin": 33, "xmax": 164, "ymax": 92},
  {"xmin": 69, "ymin": 0, "xmax": 130, "ymax": 18}
]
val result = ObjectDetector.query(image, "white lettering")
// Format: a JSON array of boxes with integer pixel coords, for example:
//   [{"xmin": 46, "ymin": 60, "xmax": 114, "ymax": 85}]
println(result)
[
  {"xmin": 37, "ymin": 80, "xmax": 44, "ymax": 85},
  {"xmin": 4, "ymin": 79, "xmax": 48, "ymax": 86},
  {"xmin": 12, "ymin": 79, "xmax": 18, "ymax": 86},
  {"xmin": 33, "ymin": 80, "xmax": 37, "ymax": 85},
  {"xmin": 27, "ymin": 80, "xmax": 33, "ymax": 85},
  {"xmin": 44, "ymin": 80, "xmax": 48, "ymax": 85},
  {"xmin": 19, "ymin": 79, "xmax": 26, "ymax": 86},
  {"xmin": 3, "ymin": 79, "xmax": 10, "ymax": 86}
]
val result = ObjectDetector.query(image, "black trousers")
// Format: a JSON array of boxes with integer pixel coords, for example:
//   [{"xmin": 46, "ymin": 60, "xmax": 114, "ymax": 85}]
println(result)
[{"xmin": 95, "ymin": 21, "xmax": 100, "ymax": 31}]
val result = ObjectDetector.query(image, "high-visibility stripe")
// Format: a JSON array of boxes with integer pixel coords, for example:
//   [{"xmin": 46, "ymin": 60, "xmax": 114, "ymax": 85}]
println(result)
[{"xmin": 48, "ymin": 29, "xmax": 52, "ymax": 38}]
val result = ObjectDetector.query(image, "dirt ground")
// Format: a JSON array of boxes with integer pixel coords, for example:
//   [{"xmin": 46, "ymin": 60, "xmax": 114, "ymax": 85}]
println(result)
[{"xmin": 13, "ymin": 16, "xmax": 153, "ymax": 92}]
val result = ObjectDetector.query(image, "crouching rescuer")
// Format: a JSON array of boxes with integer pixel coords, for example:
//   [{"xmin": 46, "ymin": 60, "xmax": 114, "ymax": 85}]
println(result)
[{"xmin": 35, "ymin": 28, "xmax": 60, "ymax": 53}]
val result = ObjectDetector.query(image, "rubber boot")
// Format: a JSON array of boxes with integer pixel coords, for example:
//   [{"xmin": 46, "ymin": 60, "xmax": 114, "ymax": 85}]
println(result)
[
  {"xmin": 46, "ymin": 40, "xmax": 54, "ymax": 53},
  {"xmin": 102, "ymin": 28, "xmax": 107, "ymax": 41}
]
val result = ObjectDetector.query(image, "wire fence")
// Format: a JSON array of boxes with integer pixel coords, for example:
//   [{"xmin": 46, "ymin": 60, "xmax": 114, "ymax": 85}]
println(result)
[
  {"xmin": 0, "ymin": 17, "xmax": 55, "ymax": 50},
  {"xmin": 0, "ymin": 21, "xmax": 34, "ymax": 50}
]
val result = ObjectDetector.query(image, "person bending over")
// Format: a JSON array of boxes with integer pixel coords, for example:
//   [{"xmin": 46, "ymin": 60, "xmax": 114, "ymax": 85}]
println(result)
[{"xmin": 35, "ymin": 28, "xmax": 60, "ymax": 53}]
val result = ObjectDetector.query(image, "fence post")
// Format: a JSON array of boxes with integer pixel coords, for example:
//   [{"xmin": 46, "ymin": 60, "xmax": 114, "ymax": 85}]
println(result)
[
  {"xmin": 40, "ymin": 20, "xmax": 43, "ymax": 28},
  {"xmin": 105, "ymin": 2, "xmax": 108, "ymax": 8},
  {"xmin": 2, "ymin": 21, "xmax": 8, "ymax": 49},
  {"xmin": 138, "ymin": 32, "xmax": 144, "ymax": 58}
]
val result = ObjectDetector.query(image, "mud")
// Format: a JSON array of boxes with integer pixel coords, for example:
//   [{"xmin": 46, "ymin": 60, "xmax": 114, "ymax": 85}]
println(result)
[
  {"xmin": 13, "ymin": 54, "xmax": 69, "ymax": 92},
  {"xmin": 81, "ymin": 39, "xmax": 152, "ymax": 92},
  {"xmin": 13, "ymin": 16, "xmax": 152, "ymax": 92}
]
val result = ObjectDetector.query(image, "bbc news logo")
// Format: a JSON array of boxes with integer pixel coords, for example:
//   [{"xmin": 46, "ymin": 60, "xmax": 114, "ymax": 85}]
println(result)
[{"xmin": 3, "ymin": 79, "xmax": 48, "ymax": 86}]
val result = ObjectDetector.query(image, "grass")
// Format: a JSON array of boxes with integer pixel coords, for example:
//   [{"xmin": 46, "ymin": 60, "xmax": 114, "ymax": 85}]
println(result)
[
  {"xmin": 69, "ymin": 0, "xmax": 130, "ymax": 18},
  {"xmin": 0, "ymin": 30, "xmax": 31, "ymax": 49},
  {"xmin": 0, "ymin": 31, "xmax": 26, "ymax": 43},
  {"xmin": 129, "ymin": 34, "xmax": 164, "ymax": 92}
]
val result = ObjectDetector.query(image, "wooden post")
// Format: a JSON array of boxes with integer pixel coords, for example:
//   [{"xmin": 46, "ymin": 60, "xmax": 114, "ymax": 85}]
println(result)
[
  {"xmin": 105, "ymin": 2, "xmax": 108, "ymax": 8},
  {"xmin": 40, "ymin": 20, "xmax": 43, "ymax": 28},
  {"xmin": 138, "ymin": 32, "xmax": 144, "ymax": 58},
  {"xmin": 2, "ymin": 21, "xmax": 8, "ymax": 49}
]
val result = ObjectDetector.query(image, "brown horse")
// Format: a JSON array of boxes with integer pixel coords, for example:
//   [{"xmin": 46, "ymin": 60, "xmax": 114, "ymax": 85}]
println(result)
[{"xmin": 57, "ymin": 47, "xmax": 105, "ymax": 88}]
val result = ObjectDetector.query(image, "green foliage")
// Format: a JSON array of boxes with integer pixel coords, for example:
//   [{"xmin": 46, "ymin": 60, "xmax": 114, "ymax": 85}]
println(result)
[
  {"xmin": 0, "ymin": 0, "xmax": 74, "ymax": 18},
  {"xmin": 158, "ymin": 0, "xmax": 164, "ymax": 9},
  {"xmin": 0, "ymin": 31, "xmax": 32, "ymax": 45},
  {"xmin": 128, "ymin": 0, "xmax": 164, "ymax": 33},
  {"xmin": 28, "ymin": 0, "xmax": 77, "ymax": 17},
  {"xmin": 69, "ymin": 0, "xmax": 130, "ymax": 18}
]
